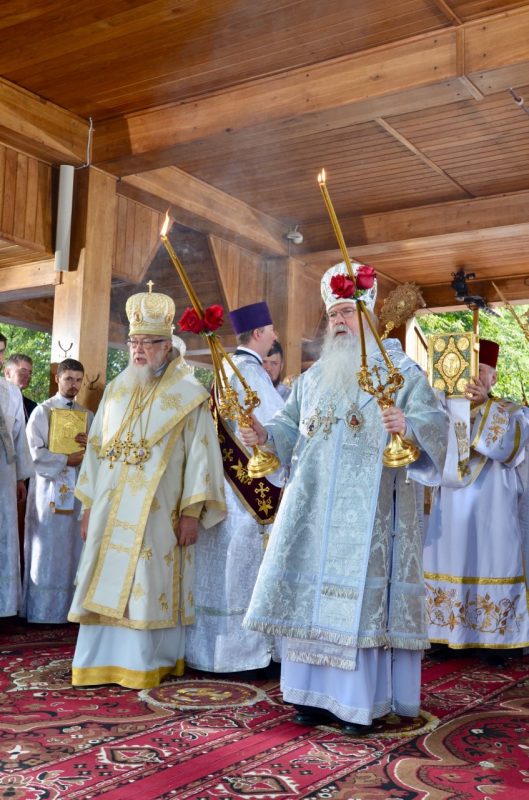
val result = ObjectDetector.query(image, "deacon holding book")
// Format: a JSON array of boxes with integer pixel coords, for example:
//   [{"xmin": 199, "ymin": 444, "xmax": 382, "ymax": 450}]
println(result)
[
  {"xmin": 186, "ymin": 301, "xmax": 285, "ymax": 676},
  {"xmin": 239, "ymin": 263, "xmax": 448, "ymax": 734},
  {"xmin": 23, "ymin": 358, "xmax": 93, "ymax": 623},
  {"xmin": 68, "ymin": 287, "xmax": 226, "ymax": 689},
  {"xmin": 424, "ymin": 339, "xmax": 529, "ymax": 663}
]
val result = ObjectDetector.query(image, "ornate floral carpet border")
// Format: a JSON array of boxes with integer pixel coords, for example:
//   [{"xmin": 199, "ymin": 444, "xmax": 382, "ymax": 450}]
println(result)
[{"xmin": 1, "ymin": 621, "xmax": 528, "ymax": 799}]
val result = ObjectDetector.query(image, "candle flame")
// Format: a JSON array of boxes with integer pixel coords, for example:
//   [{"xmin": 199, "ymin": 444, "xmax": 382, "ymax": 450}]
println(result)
[
  {"xmin": 318, "ymin": 168, "xmax": 326, "ymax": 184},
  {"xmin": 160, "ymin": 210, "xmax": 171, "ymax": 238}
]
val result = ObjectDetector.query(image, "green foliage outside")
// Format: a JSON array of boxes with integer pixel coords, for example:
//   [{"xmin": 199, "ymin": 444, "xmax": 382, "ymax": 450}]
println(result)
[
  {"xmin": 0, "ymin": 322, "xmax": 129, "ymax": 402},
  {"xmin": 416, "ymin": 305, "xmax": 529, "ymax": 403},
  {"xmin": 3, "ymin": 305, "xmax": 529, "ymax": 404},
  {"xmin": 193, "ymin": 365, "xmax": 214, "ymax": 390}
]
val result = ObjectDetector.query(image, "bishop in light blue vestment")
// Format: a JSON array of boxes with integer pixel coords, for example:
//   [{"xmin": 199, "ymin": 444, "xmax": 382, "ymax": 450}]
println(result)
[{"xmin": 242, "ymin": 262, "xmax": 448, "ymax": 731}]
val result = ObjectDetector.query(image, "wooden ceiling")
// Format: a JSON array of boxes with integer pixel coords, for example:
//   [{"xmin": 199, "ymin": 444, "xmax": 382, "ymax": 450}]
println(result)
[{"xmin": 2, "ymin": 0, "xmax": 529, "ymax": 329}]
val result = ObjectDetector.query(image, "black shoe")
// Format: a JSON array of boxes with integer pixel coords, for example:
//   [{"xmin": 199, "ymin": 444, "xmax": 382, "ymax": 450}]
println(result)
[
  {"xmin": 480, "ymin": 650, "xmax": 507, "ymax": 668},
  {"xmin": 292, "ymin": 705, "xmax": 333, "ymax": 726},
  {"xmin": 341, "ymin": 722, "xmax": 373, "ymax": 736}
]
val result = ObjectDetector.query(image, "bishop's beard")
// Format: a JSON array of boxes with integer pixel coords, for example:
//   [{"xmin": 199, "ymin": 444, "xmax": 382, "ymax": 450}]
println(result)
[
  {"xmin": 319, "ymin": 325, "xmax": 377, "ymax": 388},
  {"xmin": 123, "ymin": 360, "xmax": 156, "ymax": 388}
]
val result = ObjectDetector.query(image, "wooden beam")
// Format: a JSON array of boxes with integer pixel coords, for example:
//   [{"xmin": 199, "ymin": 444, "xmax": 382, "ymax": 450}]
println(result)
[
  {"xmin": 52, "ymin": 167, "xmax": 117, "ymax": 410},
  {"xmin": 120, "ymin": 168, "xmax": 288, "ymax": 257},
  {"xmin": 0, "ymin": 259, "xmax": 59, "ymax": 300},
  {"xmin": 92, "ymin": 10, "xmax": 529, "ymax": 174},
  {"xmin": 94, "ymin": 30, "xmax": 461, "ymax": 172},
  {"xmin": 359, "ymin": 190, "xmax": 529, "ymax": 245},
  {"xmin": 465, "ymin": 6, "xmax": 529, "ymax": 94},
  {"xmin": 421, "ymin": 275, "xmax": 529, "ymax": 309},
  {"xmin": 0, "ymin": 78, "xmax": 88, "ymax": 165},
  {"xmin": 374, "ymin": 117, "xmax": 473, "ymax": 197},
  {"xmin": 307, "ymin": 219, "xmax": 529, "ymax": 269},
  {"xmin": 297, "ymin": 191, "xmax": 529, "ymax": 265},
  {"xmin": 432, "ymin": 0, "xmax": 462, "ymax": 26},
  {"xmin": 0, "ymin": 297, "xmax": 53, "ymax": 331}
]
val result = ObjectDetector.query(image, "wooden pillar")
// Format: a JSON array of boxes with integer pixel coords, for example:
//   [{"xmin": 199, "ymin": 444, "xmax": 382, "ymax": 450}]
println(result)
[
  {"xmin": 51, "ymin": 167, "xmax": 117, "ymax": 411},
  {"xmin": 265, "ymin": 256, "xmax": 304, "ymax": 378}
]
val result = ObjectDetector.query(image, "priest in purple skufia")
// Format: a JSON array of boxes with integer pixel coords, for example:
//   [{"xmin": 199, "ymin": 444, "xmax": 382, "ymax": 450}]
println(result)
[{"xmin": 186, "ymin": 300, "xmax": 285, "ymax": 677}]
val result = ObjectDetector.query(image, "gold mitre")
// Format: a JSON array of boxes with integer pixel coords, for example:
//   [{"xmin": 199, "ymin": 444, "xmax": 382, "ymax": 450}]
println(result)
[{"xmin": 126, "ymin": 282, "xmax": 175, "ymax": 338}]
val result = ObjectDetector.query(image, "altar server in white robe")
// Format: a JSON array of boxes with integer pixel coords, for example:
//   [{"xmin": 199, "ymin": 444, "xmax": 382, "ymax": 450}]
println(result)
[
  {"xmin": 240, "ymin": 263, "xmax": 448, "ymax": 734},
  {"xmin": 424, "ymin": 339, "xmax": 529, "ymax": 656},
  {"xmin": 69, "ymin": 287, "xmax": 226, "ymax": 689},
  {"xmin": 186, "ymin": 301, "xmax": 285, "ymax": 675},
  {"xmin": 0, "ymin": 375, "xmax": 33, "ymax": 616},
  {"xmin": 23, "ymin": 359, "xmax": 93, "ymax": 623}
]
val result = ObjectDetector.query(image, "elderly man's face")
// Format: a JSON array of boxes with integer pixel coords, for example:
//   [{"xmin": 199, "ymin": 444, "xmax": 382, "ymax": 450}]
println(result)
[
  {"xmin": 5, "ymin": 360, "xmax": 32, "ymax": 390},
  {"xmin": 327, "ymin": 303, "xmax": 360, "ymax": 336},
  {"xmin": 263, "ymin": 352, "xmax": 282, "ymax": 385},
  {"xmin": 478, "ymin": 363, "xmax": 497, "ymax": 393},
  {"xmin": 128, "ymin": 336, "xmax": 172, "ymax": 370}
]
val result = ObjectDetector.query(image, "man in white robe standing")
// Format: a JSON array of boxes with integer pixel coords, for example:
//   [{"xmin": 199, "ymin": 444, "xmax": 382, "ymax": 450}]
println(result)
[
  {"xmin": 186, "ymin": 301, "xmax": 285, "ymax": 675},
  {"xmin": 68, "ymin": 287, "xmax": 226, "ymax": 689},
  {"xmin": 0, "ymin": 357, "xmax": 33, "ymax": 617},
  {"xmin": 424, "ymin": 339, "xmax": 529, "ymax": 663},
  {"xmin": 23, "ymin": 358, "xmax": 93, "ymax": 623},
  {"xmin": 239, "ymin": 263, "xmax": 448, "ymax": 734}
]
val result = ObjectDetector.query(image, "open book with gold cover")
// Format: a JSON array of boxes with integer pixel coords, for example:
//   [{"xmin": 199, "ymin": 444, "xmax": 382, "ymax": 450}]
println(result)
[{"xmin": 48, "ymin": 409, "xmax": 88, "ymax": 454}]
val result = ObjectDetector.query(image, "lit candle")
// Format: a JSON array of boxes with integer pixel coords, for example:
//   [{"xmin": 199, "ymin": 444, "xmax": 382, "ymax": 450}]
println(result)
[
  {"xmin": 160, "ymin": 211, "xmax": 204, "ymax": 316},
  {"xmin": 317, "ymin": 169, "xmax": 355, "ymax": 281}
]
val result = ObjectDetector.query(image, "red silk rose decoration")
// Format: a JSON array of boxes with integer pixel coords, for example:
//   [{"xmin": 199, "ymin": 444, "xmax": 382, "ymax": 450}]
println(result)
[
  {"xmin": 356, "ymin": 265, "xmax": 376, "ymax": 290},
  {"xmin": 330, "ymin": 274, "xmax": 356, "ymax": 298},
  {"xmin": 179, "ymin": 307, "xmax": 205, "ymax": 334},
  {"xmin": 203, "ymin": 304, "xmax": 224, "ymax": 332},
  {"xmin": 179, "ymin": 304, "xmax": 224, "ymax": 335}
]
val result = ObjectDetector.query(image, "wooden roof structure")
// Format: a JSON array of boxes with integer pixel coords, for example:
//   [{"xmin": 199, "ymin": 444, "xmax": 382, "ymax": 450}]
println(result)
[{"xmin": 1, "ymin": 1, "xmax": 529, "ymax": 401}]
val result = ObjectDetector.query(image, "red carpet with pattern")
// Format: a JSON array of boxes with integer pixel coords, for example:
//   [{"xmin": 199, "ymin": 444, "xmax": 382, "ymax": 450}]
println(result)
[{"xmin": 0, "ymin": 620, "xmax": 528, "ymax": 799}]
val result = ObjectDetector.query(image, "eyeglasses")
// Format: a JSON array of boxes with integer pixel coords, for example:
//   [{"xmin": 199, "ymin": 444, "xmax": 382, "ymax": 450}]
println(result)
[
  {"xmin": 328, "ymin": 307, "xmax": 356, "ymax": 320},
  {"xmin": 127, "ymin": 338, "xmax": 166, "ymax": 350}
]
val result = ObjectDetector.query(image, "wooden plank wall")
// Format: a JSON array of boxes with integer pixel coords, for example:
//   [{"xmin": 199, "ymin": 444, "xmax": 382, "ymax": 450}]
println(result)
[
  {"xmin": 209, "ymin": 235, "xmax": 267, "ymax": 311},
  {"xmin": 113, "ymin": 194, "xmax": 165, "ymax": 283},
  {"xmin": 0, "ymin": 143, "xmax": 52, "ymax": 253}
]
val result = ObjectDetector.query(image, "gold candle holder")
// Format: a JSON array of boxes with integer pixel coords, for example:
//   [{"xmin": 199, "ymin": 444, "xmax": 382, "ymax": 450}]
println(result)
[
  {"xmin": 317, "ymin": 170, "xmax": 419, "ymax": 468},
  {"xmin": 160, "ymin": 213, "xmax": 280, "ymax": 479}
]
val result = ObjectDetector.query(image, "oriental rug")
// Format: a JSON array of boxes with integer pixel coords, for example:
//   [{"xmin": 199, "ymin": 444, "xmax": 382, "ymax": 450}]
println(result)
[{"xmin": 0, "ymin": 620, "xmax": 528, "ymax": 799}]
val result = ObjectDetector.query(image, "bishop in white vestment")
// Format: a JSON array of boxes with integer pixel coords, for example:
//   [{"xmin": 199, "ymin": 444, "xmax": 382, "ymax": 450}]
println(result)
[
  {"xmin": 424, "ymin": 339, "xmax": 529, "ymax": 652},
  {"xmin": 68, "ymin": 289, "xmax": 226, "ymax": 689}
]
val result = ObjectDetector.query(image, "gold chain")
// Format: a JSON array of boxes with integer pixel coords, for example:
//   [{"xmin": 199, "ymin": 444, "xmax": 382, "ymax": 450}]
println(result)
[{"xmin": 104, "ymin": 378, "xmax": 161, "ymax": 469}]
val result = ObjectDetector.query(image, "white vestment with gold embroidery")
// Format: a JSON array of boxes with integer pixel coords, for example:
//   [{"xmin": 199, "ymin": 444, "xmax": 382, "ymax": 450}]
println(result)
[
  {"xmin": 424, "ymin": 396, "xmax": 529, "ymax": 649},
  {"xmin": 68, "ymin": 359, "xmax": 226, "ymax": 688}
]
